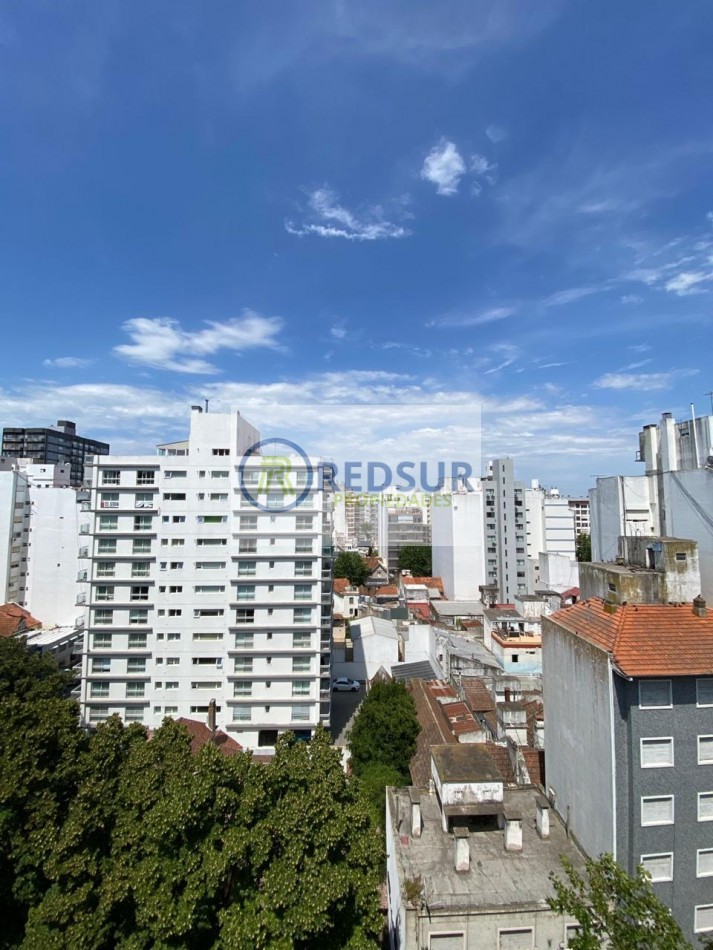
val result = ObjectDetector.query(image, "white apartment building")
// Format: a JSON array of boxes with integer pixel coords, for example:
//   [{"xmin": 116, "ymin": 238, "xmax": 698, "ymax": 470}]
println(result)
[
  {"xmin": 0, "ymin": 457, "xmax": 88, "ymax": 626},
  {"xmin": 590, "ymin": 410, "xmax": 713, "ymax": 599},
  {"xmin": 431, "ymin": 486, "xmax": 485, "ymax": 600},
  {"xmin": 80, "ymin": 407, "xmax": 334, "ymax": 751}
]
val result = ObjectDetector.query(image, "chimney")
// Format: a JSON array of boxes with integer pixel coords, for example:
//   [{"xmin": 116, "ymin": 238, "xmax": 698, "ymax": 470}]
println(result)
[
  {"xmin": 454, "ymin": 827, "xmax": 470, "ymax": 872},
  {"xmin": 694, "ymin": 595, "xmax": 707, "ymax": 618},
  {"xmin": 504, "ymin": 808, "xmax": 523, "ymax": 852},
  {"xmin": 409, "ymin": 787, "xmax": 422, "ymax": 838},
  {"xmin": 208, "ymin": 698, "xmax": 217, "ymax": 740},
  {"xmin": 535, "ymin": 795, "xmax": 550, "ymax": 839}
]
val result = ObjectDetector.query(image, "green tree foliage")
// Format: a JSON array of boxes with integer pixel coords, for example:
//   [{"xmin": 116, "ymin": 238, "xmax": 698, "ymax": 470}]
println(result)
[
  {"xmin": 397, "ymin": 545, "xmax": 432, "ymax": 576},
  {"xmin": 356, "ymin": 762, "xmax": 405, "ymax": 829},
  {"xmin": 349, "ymin": 681, "xmax": 420, "ymax": 781},
  {"xmin": 333, "ymin": 551, "xmax": 370, "ymax": 587},
  {"xmin": 0, "ymin": 639, "xmax": 383, "ymax": 949},
  {"xmin": 576, "ymin": 532, "xmax": 592, "ymax": 563},
  {"xmin": 548, "ymin": 853, "xmax": 692, "ymax": 950}
]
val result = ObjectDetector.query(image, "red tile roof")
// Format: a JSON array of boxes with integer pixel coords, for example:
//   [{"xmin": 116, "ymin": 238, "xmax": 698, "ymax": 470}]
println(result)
[
  {"xmin": 0, "ymin": 603, "xmax": 42, "ymax": 639},
  {"xmin": 376, "ymin": 585, "xmax": 400, "ymax": 597},
  {"xmin": 402, "ymin": 576, "xmax": 445, "ymax": 593},
  {"xmin": 177, "ymin": 718, "xmax": 243, "ymax": 756},
  {"xmin": 409, "ymin": 678, "xmax": 457, "ymax": 785},
  {"xmin": 333, "ymin": 578, "xmax": 354, "ymax": 595},
  {"xmin": 484, "ymin": 743, "xmax": 516, "ymax": 784},
  {"xmin": 520, "ymin": 747, "xmax": 545, "ymax": 788},
  {"xmin": 461, "ymin": 677, "xmax": 496, "ymax": 713},
  {"xmin": 549, "ymin": 598, "xmax": 713, "ymax": 677}
]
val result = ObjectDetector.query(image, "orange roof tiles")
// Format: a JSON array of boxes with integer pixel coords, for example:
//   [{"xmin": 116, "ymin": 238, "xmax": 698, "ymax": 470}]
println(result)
[
  {"xmin": 549, "ymin": 598, "xmax": 713, "ymax": 677},
  {"xmin": 176, "ymin": 718, "xmax": 243, "ymax": 756},
  {"xmin": 461, "ymin": 677, "xmax": 496, "ymax": 713},
  {"xmin": 0, "ymin": 603, "xmax": 42, "ymax": 639},
  {"xmin": 376, "ymin": 585, "xmax": 400, "ymax": 596},
  {"xmin": 402, "ymin": 576, "xmax": 445, "ymax": 593},
  {"xmin": 333, "ymin": 578, "xmax": 354, "ymax": 595}
]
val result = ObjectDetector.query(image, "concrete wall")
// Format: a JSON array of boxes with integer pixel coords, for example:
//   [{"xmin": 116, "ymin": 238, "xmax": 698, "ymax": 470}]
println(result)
[
  {"xmin": 613, "ymin": 675, "xmax": 713, "ymax": 945},
  {"xmin": 431, "ymin": 491, "xmax": 485, "ymax": 601},
  {"xmin": 351, "ymin": 620, "xmax": 399, "ymax": 681},
  {"xmin": 590, "ymin": 475, "xmax": 655, "ymax": 563},
  {"xmin": 662, "ymin": 469, "xmax": 713, "ymax": 600},
  {"xmin": 538, "ymin": 552, "xmax": 579, "ymax": 594},
  {"xmin": 542, "ymin": 618, "xmax": 615, "ymax": 858}
]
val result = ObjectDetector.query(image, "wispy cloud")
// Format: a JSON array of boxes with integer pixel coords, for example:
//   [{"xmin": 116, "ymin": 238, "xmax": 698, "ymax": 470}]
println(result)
[
  {"xmin": 542, "ymin": 285, "xmax": 603, "ymax": 307},
  {"xmin": 427, "ymin": 306, "xmax": 516, "ymax": 328},
  {"xmin": 114, "ymin": 311, "xmax": 283, "ymax": 374},
  {"xmin": 485, "ymin": 124, "xmax": 507, "ymax": 143},
  {"xmin": 621, "ymin": 294, "xmax": 643, "ymax": 304},
  {"xmin": 43, "ymin": 356, "xmax": 94, "ymax": 368},
  {"xmin": 664, "ymin": 270, "xmax": 713, "ymax": 295},
  {"xmin": 594, "ymin": 369, "xmax": 698, "ymax": 391},
  {"xmin": 330, "ymin": 320, "xmax": 348, "ymax": 340},
  {"xmin": 421, "ymin": 139, "xmax": 466, "ymax": 196},
  {"xmin": 484, "ymin": 342, "xmax": 519, "ymax": 375},
  {"xmin": 285, "ymin": 187, "xmax": 410, "ymax": 240}
]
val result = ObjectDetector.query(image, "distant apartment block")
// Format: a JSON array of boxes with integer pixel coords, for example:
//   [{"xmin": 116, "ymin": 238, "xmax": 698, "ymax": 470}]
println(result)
[
  {"xmin": 79, "ymin": 407, "xmax": 334, "ymax": 752},
  {"xmin": 568, "ymin": 497, "xmax": 590, "ymax": 536},
  {"xmin": 2, "ymin": 420, "xmax": 109, "ymax": 487}
]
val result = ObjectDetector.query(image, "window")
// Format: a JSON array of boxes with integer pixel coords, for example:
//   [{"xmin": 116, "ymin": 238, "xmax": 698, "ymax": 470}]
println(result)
[
  {"xmin": 196, "ymin": 561, "xmax": 226, "ymax": 570},
  {"xmin": 233, "ymin": 706, "xmax": 251, "ymax": 722},
  {"xmin": 129, "ymin": 609, "xmax": 148, "ymax": 625},
  {"xmin": 695, "ymin": 905, "xmax": 713, "ymax": 934},
  {"xmin": 641, "ymin": 796, "xmax": 674, "ymax": 826},
  {"xmin": 95, "ymin": 609, "xmax": 113, "ymax": 625},
  {"xmin": 197, "ymin": 515, "xmax": 228, "ymax": 524},
  {"xmin": 170, "ymin": 562, "xmax": 184, "ymax": 570},
  {"xmin": 102, "ymin": 469, "xmax": 120, "ymax": 485},
  {"xmin": 136, "ymin": 469, "xmax": 155, "ymax": 485},
  {"xmin": 194, "ymin": 585, "xmax": 225, "ymax": 593},
  {"xmin": 293, "ymin": 632, "xmax": 311, "ymax": 648},
  {"xmin": 169, "ymin": 585, "xmax": 183, "ymax": 594},
  {"xmin": 295, "ymin": 515, "xmax": 313, "ymax": 530},
  {"xmin": 90, "ymin": 682, "xmax": 110, "ymax": 697},
  {"xmin": 292, "ymin": 680, "xmax": 311, "ymax": 696},
  {"xmin": 128, "ymin": 633, "xmax": 147, "ymax": 648},
  {"xmin": 698, "ymin": 679, "xmax": 713, "ymax": 707},
  {"xmin": 134, "ymin": 515, "xmax": 153, "ymax": 531},
  {"xmin": 92, "ymin": 633, "xmax": 112, "ymax": 648},
  {"xmin": 133, "ymin": 539, "xmax": 151, "ymax": 554},
  {"xmin": 639, "ymin": 680, "xmax": 672, "ymax": 709},
  {"xmin": 295, "ymin": 560, "xmax": 313, "ymax": 576},
  {"xmin": 293, "ymin": 657, "xmax": 311, "ymax": 672},
  {"xmin": 640, "ymin": 853, "xmax": 673, "ymax": 882},
  {"xmin": 100, "ymin": 492, "xmax": 119, "ymax": 508},
  {"xmin": 193, "ymin": 632, "xmax": 223, "ymax": 641},
  {"xmin": 295, "ymin": 538, "xmax": 313, "ymax": 553},
  {"xmin": 234, "ymin": 632, "xmax": 254, "ymax": 648},
  {"xmin": 212, "ymin": 448, "xmax": 230, "ymax": 456},
  {"xmin": 95, "ymin": 585, "xmax": 114, "ymax": 601},
  {"xmin": 240, "ymin": 515, "xmax": 258, "ymax": 530},
  {"xmin": 195, "ymin": 608, "xmax": 224, "ymax": 618},
  {"xmin": 192, "ymin": 681, "xmax": 222, "ymax": 690},
  {"xmin": 88, "ymin": 708, "xmax": 109, "ymax": 723},
  {"xmin": 429, "ymin": 937, "xmax": 465, "ymax": 950},
  {"xmin": 135, "ymin": 492, "xmax": 155, "ymax": 507},
  {"xmin": 165, "ymin": 681, "xmax": 179, "ymax": 690},
  {"xmin": 698, "ymin": 850, "xmax": 713, "ymax": 877},
  {"xmin": 168, "ymin": 608, "xmax": 182, "ymax": 617},
  {"xmin": 164, "ymin": 705, "xmax": 178, "ymax": 714},
  {"xmin": 211, "ymin": 470, "xmax": 229, "ymax": 478},
  {"xmin": 167, "ymin": 632, "xmax": 181, "ymax": 640},
  {"xmin": 497, "ymin": 929, "xmax": 533, "ymax": 950},
  {"xmin": 234, "ymin": 681, "xmax": 252, "ymax": 696},
  {"xmin": 125, "ymin": 708, "xmax": 144, "ymax": 722},
  {"xmin": 165, "ymin": 470, "xmax": 187, "ymax": 478},
  {"xmin": 92, "ymin": 658, "xmax": 111, "ymax": 673},
  {"xmin": 294, "ymin": 607, "xmax": 311, "ymax": 624},
  {"xmin": 192, "ymin": 657, "xmax": 220, "ymax": 666},
  {"xmin": 238, "ymin": 562, "xmax": 257, "ymax": 576},
  {"xmin": 294, "ymin": 584, "xmax": 312, "ymax": 601},
  {"xmin": 699, "ymin": 793, "xmax": 713, "ymax": 821},
  {"xmin": 163, "ymin": 493, "xmax": 186, "ymax": 501},
  {"xmin": 210, "ymin": 493, "xmax": 228, "ymax": 501},
  {"xmin": 127, "ymin": 658, "xmax": 146, "ymax": 673},
  {"xmin": 99, "ymin": 515, "xmax": 118, "ymax": 531},
  {"xmin": 130, "ymin": 586, "xmax": 149, "ymax": 601},
  {"xmin": 641, "ymin": 737, "xmax": 673, "ymax": 768},
  {"xmin": 235, "ymin": 609, "xmax": 255, "ymax": 624},
  {"xmin": 699, "ymin": 737, "xmax": 713, "ymax": 764},
  {"xmin": 98, "ymin": 539, "xmax": 117, "ymax": 554},
  {"xmin": 172, "ymin": 515, "xmax": 186, "ymax": 523},
  {"xmin": 126, "ymin": 682, "xmax": 145, "ymax": 697},
  {"xmin": 234, "ymin": 658, "xmax": 253, "ymax": 673},
  {"xmin": 239, "ymin": 540, "xmax": 257, "ymax": 553},
  {"xmin": 292, "ymin": 705, "xmax": 311, "ymax": 722},
  {"xmin": 197, "ymin": 538, "xmax": 227, "ymax": 546},
  {"xmin": 237, "ymin": 585, "xmax": 255, "ymax": 602},
  {"xmin": 167, "ymin": 657, "xmax": 180, "ymax": 665}
]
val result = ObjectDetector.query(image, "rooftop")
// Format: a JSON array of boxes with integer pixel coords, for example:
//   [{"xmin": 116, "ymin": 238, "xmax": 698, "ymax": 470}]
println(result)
[
  {"xmin": 548, "ymin": 597, "xmax": 713, "ymax": 677},
  {"xmin": 0, "ymin": 603, "xmax": 42, "ymax": 639},
  {"xmin": 432, "ymin": 601, "xmax": 485, "ymax": 618},
  {"xmin": 176, "ymin": 718, "xmax": 243, "ymax": 756},
  {"xmin": 432, "ymin": 744, "xmax": 504, "ymax": 784},
  {"xmin": 388, "ymin": 785, "xmax": 586, "ymax": 912}
]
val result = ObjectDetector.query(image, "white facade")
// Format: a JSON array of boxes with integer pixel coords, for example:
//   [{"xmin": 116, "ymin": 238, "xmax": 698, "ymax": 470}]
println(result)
[
  {"xmin": 431, "ymin": 487, "xmax": 485, "ymax": 600},
  {"xmin": 80, "ymin": 408, "xmax": 334, "ymax": 751},
  {"xmin": 590, "ymin": 410, "xmax": 713, "ymax": 599},
  {"xmin": 0, "ymin": 458, "xmax": 87, "ymax": 626}
]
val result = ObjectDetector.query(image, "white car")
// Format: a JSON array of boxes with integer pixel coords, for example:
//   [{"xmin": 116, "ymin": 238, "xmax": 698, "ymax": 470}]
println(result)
[{"xmin": 332, "ymin": 677, "xmax": 361, "ymax": 692}]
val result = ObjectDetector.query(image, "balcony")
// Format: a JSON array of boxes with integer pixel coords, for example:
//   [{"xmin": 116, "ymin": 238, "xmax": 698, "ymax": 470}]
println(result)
[
  {"xmin": 75, "ymin": 614, "xmax": 85, "ymax": 628},
  {"xmin": 79, "ymin": 525, "xmax": 91, "ymax": 535},
  {"xmin": 76, "ymin": 593, "xmax": 86, "ymax": 605},
  {"xmin": 77, "ymin": 570, "xmax": 88, "ymax": 582},
  {"xmin": 79, "ymin": 546, "xmax": 89, "ymax": 558}
]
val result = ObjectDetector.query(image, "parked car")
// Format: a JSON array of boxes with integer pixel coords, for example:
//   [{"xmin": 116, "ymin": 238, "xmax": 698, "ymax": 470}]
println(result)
[{"xmin": 332, "ymin": 677, "xmax": 361, "ymax": 692}]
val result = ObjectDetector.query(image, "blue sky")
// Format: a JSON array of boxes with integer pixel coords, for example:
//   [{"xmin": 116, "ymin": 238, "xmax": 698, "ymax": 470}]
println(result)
[{"xmin": 1, "ymin": 0, "xmax": 712, "ymax": 493}]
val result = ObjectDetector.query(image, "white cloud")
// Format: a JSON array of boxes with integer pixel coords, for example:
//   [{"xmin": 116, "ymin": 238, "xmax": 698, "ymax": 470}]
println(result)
[
  {"xmin": 421, "ymin": 139, "xmax": 467, "ymax": 196},
  {"xmin": 542, "ymin": 286, "xmax": 601, "ymax": 307},
  {"xmin": 427, "ymin": 306, "xmax": 515, "ymax": 328},
  {"xmin": 114, "ymin": 311, "xmax": 283, "ymax": 374},
  {"xmin": 620, "ymin": 294, "xmax": 643, "ymax": 304},
  {"xmin": 42, "ymin": 356, "xmax": 94, "ymax": 368},
  {"xmin": 330, "ymin": 321, "xmax": 348, "ymax": 340},
  {"xmin": 285, "ymin": 187, "xmax": 410, "ymax": 241},
  {"xmin": 485, "ymin": 124, "xmax": 507, "ymax": 143},
  {"xmin": 594, "ymin": 369, "xmax": 698, "ymax": 391},
  {"xmin": 664, "ymin": 270, "xmax": 713, "ymax": 295}
]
